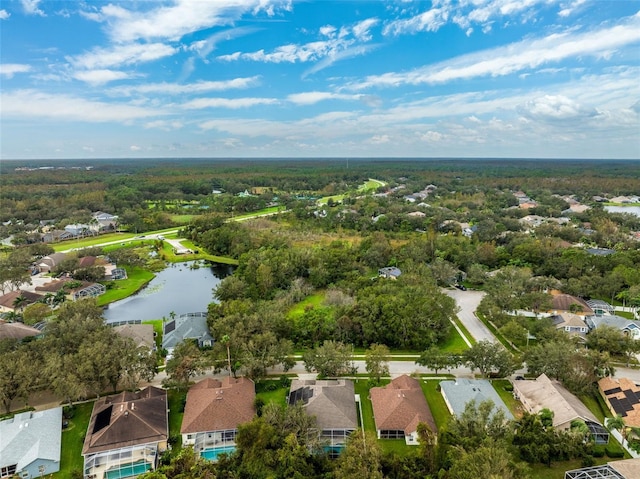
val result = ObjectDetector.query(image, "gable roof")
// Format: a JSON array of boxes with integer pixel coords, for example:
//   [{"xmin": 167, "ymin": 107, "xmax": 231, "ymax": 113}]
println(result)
[
  {"xmin": 586, "ymin": 315, "xmax": 640, "ymax": 333},
  {"xmin": 0, "ymin": 320, "xmax": 42, "ymax": 341},
  {"xmin": 162, "ymin": 312, "xmax": 213, "ymax": 350},
  {"xmin": 288, "ymin": 379, "xmax": 357, "ymax": 430},
  {"xmin": 82, "ymin": 386, "xmax": 168, "ymax": 455},
  {"xmin": 0, "ymin": 407, "xmax": 62, "ymax": 471},
  {"xmin": 181, "ymin": 377, "xmax": 255, "ymax": 434},
  {"xmin": 370, "ymin": 375, "xmax": 437, "ymax": 435},
  {"xmin": 551, "ymin": 313, "xmax": 588, "ymax": 330},
  {"xmin": 440, "ymin": 379, "xmax": 514, "ymax": 420},
  {"xmin": 113, "ymin": 324, "xmax": 155, "ymax": 350},
  {"xmin": 513, "ymin": 374, "xmax": 599, "ymax": 427},
  {"xmin": 0, "ymin": 290, "xmax": 43, "ymax": 310}
]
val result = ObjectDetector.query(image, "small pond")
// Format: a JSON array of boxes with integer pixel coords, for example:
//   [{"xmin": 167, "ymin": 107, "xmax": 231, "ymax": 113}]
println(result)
[
  {"xmin": 605, "ymin": 205, "xmax": 640, "ymax": 217},
  {"xmin": 103, "ymin": 261, "xmax": 234, "ymax": 324}
]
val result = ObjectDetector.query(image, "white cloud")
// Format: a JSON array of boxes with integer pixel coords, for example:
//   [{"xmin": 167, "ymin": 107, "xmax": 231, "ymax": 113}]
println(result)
[
  {"xmin": 21, "ymin": 0, "xmax": 44, "ymax": 16},
  {"xmin": 421, "ymin": 131, "xmax": 444, "ymax": 142},
  {"xmin": 351, "ymin": 13, "xmax": 640, "ymax": 89},
  {"xmin": 181, "ymin": 97, "xmax": 278, "ymax": 109},
  {"xmin": 73, "ymin": 69, "xmax": 132, "ymax": 85},
  {"xmin": 108, "ymin": 77, "xmax": 261, "ymax": 96},
  {"xmin": 144, "ymin": 120, "xmax": 184, "ymax": 130},
  {"xmin": 0, "ymin": 9, "xmax": 10, "ymax": 19},
  {"xmin": 69, "ymin": 43, "xmax": 177, "ymax": 70},
  {"xmin": 384, "ymin": 7, "xmax": 449, "ymax": 35},
  {"xmin": 517, "ymin": 95, "xmax": 598, "ymax": 121},
  {"xmin": 0, "ymin": 64, "xmax": 32, "ymax": 78},
  {"xmin": 287, "ymin": 91, "xmax": 363, "ymax": 105},
  {"xmin": 82, "ymin": 146, "xmax": 94, "ymax": 152},
  {"xmin": 130, "ymin": 145, "xmax": 142, "ymax": 151},
  {"xmin": 370, "ymin": 134, "xmax": 390, "ymax": 144},
  {"xmin": 319, "ymin": 25, "xmax": 337, "ymax": 37},
  {"xmin": 96, "ymin": 0, "xmax": 290, "ymax": 43},
  {"xmin": 188, "ymin": 27, "xmax": 258, "ymax": 59},
  {"xmin": 558, "ymin": 0, "xmax": 588, "ymax": 17},
  {"xmin": 352, "ymin": 18, "xmax": 379, "ymax": 41},
  {"xmin": 302, "ymin": 44, "xmax": 379, "ymax": 78},
  {"xmin": 1, "ymin": 90, "xmax": 164, "ymax": 122}
]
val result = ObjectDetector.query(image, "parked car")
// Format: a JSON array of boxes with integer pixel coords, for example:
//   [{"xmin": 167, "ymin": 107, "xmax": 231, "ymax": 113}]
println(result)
[{"xmin": 455, "ymin": 284, "xmax": 467, "ymax": 291}]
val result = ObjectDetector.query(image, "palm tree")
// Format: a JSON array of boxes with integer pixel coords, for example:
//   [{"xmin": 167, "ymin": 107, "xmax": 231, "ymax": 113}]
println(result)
[
  {"xmin": 12, "ymin": 294, "xmax": 27, "ymax": 314},
  {"xmin": 221, "ymin": 334, "xmax": 232, "ymax": 377},
  {"xmin": 607, "ymin": 415, "xmax": 628, "ymax": 446}
]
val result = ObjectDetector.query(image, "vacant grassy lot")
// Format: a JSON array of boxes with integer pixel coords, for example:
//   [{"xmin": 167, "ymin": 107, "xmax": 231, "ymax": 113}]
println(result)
[
  {"xmin": 255, "ymin": 381, "xmax": 289, "ymax": 408},
  {"xmin": 287, "ymin": 292, "xmax": 326, "ymax": 320},
  {"xmin": 55, "ymin": 402, "xmax": 94, "ymax": 479}
]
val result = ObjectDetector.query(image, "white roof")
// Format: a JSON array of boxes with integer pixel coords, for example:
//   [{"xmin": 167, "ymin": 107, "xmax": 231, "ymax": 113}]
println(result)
[{"xmin": 0, "ymin": 407, "xmax": 62, "ymax": 470}]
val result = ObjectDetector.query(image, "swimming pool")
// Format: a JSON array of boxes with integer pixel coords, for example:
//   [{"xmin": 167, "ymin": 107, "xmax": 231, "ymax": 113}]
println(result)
[
  {"xmin": 200, "ymin": 445, "xmax": 236, "ymax": 461},
  {"xmin": 104, "ymin": 461, "xmax": 151, "ymax": 479}
]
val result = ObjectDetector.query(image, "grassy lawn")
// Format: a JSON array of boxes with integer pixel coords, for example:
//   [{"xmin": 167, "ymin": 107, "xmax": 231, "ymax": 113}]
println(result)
[
  {"xmin": 97, "ymin": 266, "xmax": 155, "ymax": 306},
  {"xmin": 287, "ymin": 292, "xmax": 326, "ymax": 320},
  {"xmin": 491, "ymin": 379, "xmax": 524, "ymax": 418},
  {"xmin": 451, "ymin": 317, "xmax": 476, "ymax": 345},
  {"xmin": 168, "ymin": 214, "xmax": 197, "ymax": 224},
  {"xmin": 439, "ymin": 325, "xmax": 471, "ymax": 353},
  {"xmin": 167, "ymin": 389, "xmax": 187, "ymax": 451},
  {"xmin": 143, "ymin": 319, "xmax": 164, "ymax": 348},
  {"xmin": 233, "ymin": 206, "xmax": 283, "ymax": 220},
  {"xmin": 160, "ymin": 240, "xmax": 238, "ymax": 265},
  {"xmin": 358, "ymin": 179, "xmax": 385, "ymax": 192},
  {"xmin": 55, "ymin": 402, "xmax": 94, "ymax": 479},
  {"xmin": 255, "ymin": 381, "xmax": 289, "ymax": 408},
  {"xmin": 529, "ymin": 457, "xmax": 611, "ymax": 479},
  {"xmin": 420, "ymin": 380, "xmax": 451, "ymax": 431},
  {"xmin": 52, "ymin": 233, "xmax": 136, "ymax": 252}
]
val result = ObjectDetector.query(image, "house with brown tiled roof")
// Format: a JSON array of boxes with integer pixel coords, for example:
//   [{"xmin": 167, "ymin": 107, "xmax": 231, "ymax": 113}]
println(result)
[
  {"xmin": 370, "ymin": 375, "xmax": 437, "ymax": 445},
  {"xmin": 548, "ymin": 292, "xmax": 594, "ymax": 316},
  {"xmin": 181, "ymin": 377, "xmax": 255, "ymax": 461},
  {"xmin": 82, "ymin": 386, "xmax": 168, "ymax": 479},
  {"xmin": 288, "ymin": 379, "xmax": 357, "ymax": 456},
  {"xmin": 599, "ymin": 377, "xmax": 640, "ymax": 428},
  {"xmin": 0, "ymin": 320, "xmax": 41, "ymax": 341},
  {"xmin": 0, "ymin": 290, "xmax": 43, "ymax": 313}
]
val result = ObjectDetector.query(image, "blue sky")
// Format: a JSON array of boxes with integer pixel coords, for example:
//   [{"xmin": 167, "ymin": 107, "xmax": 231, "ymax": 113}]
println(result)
[{"xmin": 1, "ymin": 0, "xmax": 639, "ymax": 160}]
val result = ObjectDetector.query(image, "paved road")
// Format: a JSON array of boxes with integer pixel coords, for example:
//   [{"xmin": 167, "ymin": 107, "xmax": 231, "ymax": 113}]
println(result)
[{"xmin": 444, "ymin": 288, "xmax": 497, "ymax": 343}]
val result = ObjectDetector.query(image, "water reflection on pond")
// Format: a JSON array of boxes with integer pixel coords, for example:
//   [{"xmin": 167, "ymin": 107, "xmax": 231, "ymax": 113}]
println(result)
[{"xmin": 103, "ymin": 261, "xmax": 234, "ymax": 323}]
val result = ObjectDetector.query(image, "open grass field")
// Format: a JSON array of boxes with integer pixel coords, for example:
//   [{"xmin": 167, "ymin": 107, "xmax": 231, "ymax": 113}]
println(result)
[
  {"xmin": 287, "ymin": 292, "xmax": 326, "ymax": 320},
  {"xmin": 255, "ymin": 382, "xmax": 289, "ymax": 408},
  {"xmin": 420, "ymin": 380, "xmax": 451, "ymax": 431},
  {"xmin": 55, "ymin": 402, "xmax": 94, "ymax": 479},
  {"xmin": 96, "ymin": 266, "xmax": 155, "ymax": 306},
  {"xmin": 439, "ymin": 325, "xmax": 471, "ymax": 353}
]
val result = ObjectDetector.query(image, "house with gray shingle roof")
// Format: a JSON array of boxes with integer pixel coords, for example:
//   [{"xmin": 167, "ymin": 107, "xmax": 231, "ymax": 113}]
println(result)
[
  {"xmin": 181, "ymin": 377, "xmax": 255, "ymax": 461},
  {"xmin": 288, "ymin": 379, "xmax": 357, "ymax": 456},
  {"xmin": 585, "ymin": 315, "xmax": 640, "ymax": 340},
  {"xmin": 440, "ymin": 378, "xmax": 514, "ymax": 420},
  {"xmin": 162, "ymin": 312, "xmax": 213, "ymax": 358},
  {"xmin": 0, "ymin": 407, "xmax": 62, "ymax": 479},
  {"xmin": 371, "ymin": 375, "xmax": 437, "ymax": 445}
]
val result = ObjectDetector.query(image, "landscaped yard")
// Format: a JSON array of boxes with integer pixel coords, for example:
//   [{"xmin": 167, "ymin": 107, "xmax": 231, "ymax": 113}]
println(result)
[
  {"xmin": 54, "ymin": 402, "xmax": 94, "ymax": 479},
  {"xmin": 492, "ymin": 379, "xmax": 525, "ymax": 418},
  {"xmin": 420, "ymin": 380, "xmax": 451, "ymax": 431},
  {"xmin": 439, "ymin": 324, "xmax": 471, "ymax": 353},
  {"xmin": 97, "ymin": 266, "xmax": 155, "ymax": 306},
  {"xmin": 167, "ymin": 389, "xmax": 187, "ymax": 451},
  {"xmin": 255, "ymin": 380, "xmax": 289, "ymax": 408}
]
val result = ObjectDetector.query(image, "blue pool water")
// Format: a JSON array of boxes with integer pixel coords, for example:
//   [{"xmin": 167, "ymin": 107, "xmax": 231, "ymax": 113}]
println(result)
[
  {"xmin": 104, "ymin": 461, "xmax": 150, "ymax": 479},
  {"xmin": 201, "ymin": 445, "xmax": 236, "ymax": 461}
]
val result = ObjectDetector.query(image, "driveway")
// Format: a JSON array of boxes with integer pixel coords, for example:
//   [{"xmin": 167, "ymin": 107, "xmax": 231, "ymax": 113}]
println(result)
[{"xmin": 444, "ymin": 288, "xmax": 498, "ymax": 343}]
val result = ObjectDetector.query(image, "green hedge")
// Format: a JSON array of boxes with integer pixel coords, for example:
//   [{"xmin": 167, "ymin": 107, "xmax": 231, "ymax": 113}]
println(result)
[{"xmin": 605, "ymin": 444, "xmax": 625, "ymax": 458}]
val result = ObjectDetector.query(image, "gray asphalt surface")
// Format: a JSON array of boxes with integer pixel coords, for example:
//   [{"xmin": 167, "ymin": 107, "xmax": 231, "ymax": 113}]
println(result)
[{"xmin": 444, "ymin": 288, "xmax": 497, "ymax": 343}]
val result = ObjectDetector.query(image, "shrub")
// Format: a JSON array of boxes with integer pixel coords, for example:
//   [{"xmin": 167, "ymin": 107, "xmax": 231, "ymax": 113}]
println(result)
[
  {"xmin": 591, "ymin": 446, "xmax": 605, "ymax": 457},
  {"xmin": 581, "ymin": 455, "xmax": 595, "ymax": 467},
  {"xmin": 254, "ymin": 397, "xmax": 265, "ymax": 417},
  {"xmin": 605, "ymin": 445, "xmax": 625, "ymax": 458}
]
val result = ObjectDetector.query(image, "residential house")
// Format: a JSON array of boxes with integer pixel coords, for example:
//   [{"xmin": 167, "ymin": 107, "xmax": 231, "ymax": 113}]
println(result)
[
  {"xmin": 92, "ymin": 212, "xmax": 118, "ymax": 232},
  {"xmin": 162, "ymin": 312, "xmax": 213, "ymax": 358},
  {"xmin": 82, "ymin": 386, "xmax": 168, "ymax": 479},
  {"xmin": 181, "ymin": 377, "xmax": 255, "ymax": 461},
  {"xmin": 512, "ymin": 374, "xmax": 608, "ymax": 444},
  {"xmin": 36, "ymin": 252, "xmax": 68, "ymax": 273},
  {"xmin": 407, "ymin": 211, "xmax": 426, "ymax": 218},
  {"xmin": 0, "ymin": 320, "xmax": 42, "ymax": 342},
  {"xmin": 565, "ymin": 459, "xmax": 640, "ymax": 479},
  {"xmin": 585, "ymin": 315, "xmax": 640, "ymax": 340},
  {"xmin": 64, "ymin": 224, "xmax": 91, "ymax": 237},
  {"xmin": 370, "ymin": 375, "xmax": 437, "ymax": 445},
  {"xmin": 0, "ymin": 290, "xmax": 43, "ymax": 313},
  {"xmin": 42, "ymin": 230, "xmax": 66, "ymax": 243},
  {"xmin": 550, "ymin": 313, "xmax": 589, "ymax": 340},
  {"xmin": 378, "ymin": 267, "xmax": 402, "ymax": 280},
  {"xmin": 288, "ymin": 379, "xmax": 358, "ymax": 456},
  {"xmin": 598, "ymin": 377, "xmax": 640, "ymax": 428},
  {"xmin": 548, "ymin": 292, "xmax": 594, "ymax": 316},
  {"xmin": 0, "ymin": 407, "xmax": 62, "ymax": 479},
  {"xmin": 71, "ymin": 283, "xmax": 106, "ymax": 301},
  {"xmin": 440, "ymin": 379, "xmax": 514, "ymax": 420},
  {"xmin": 113, "ymin": 324, "xmax": 156, "ymax": 351}
]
